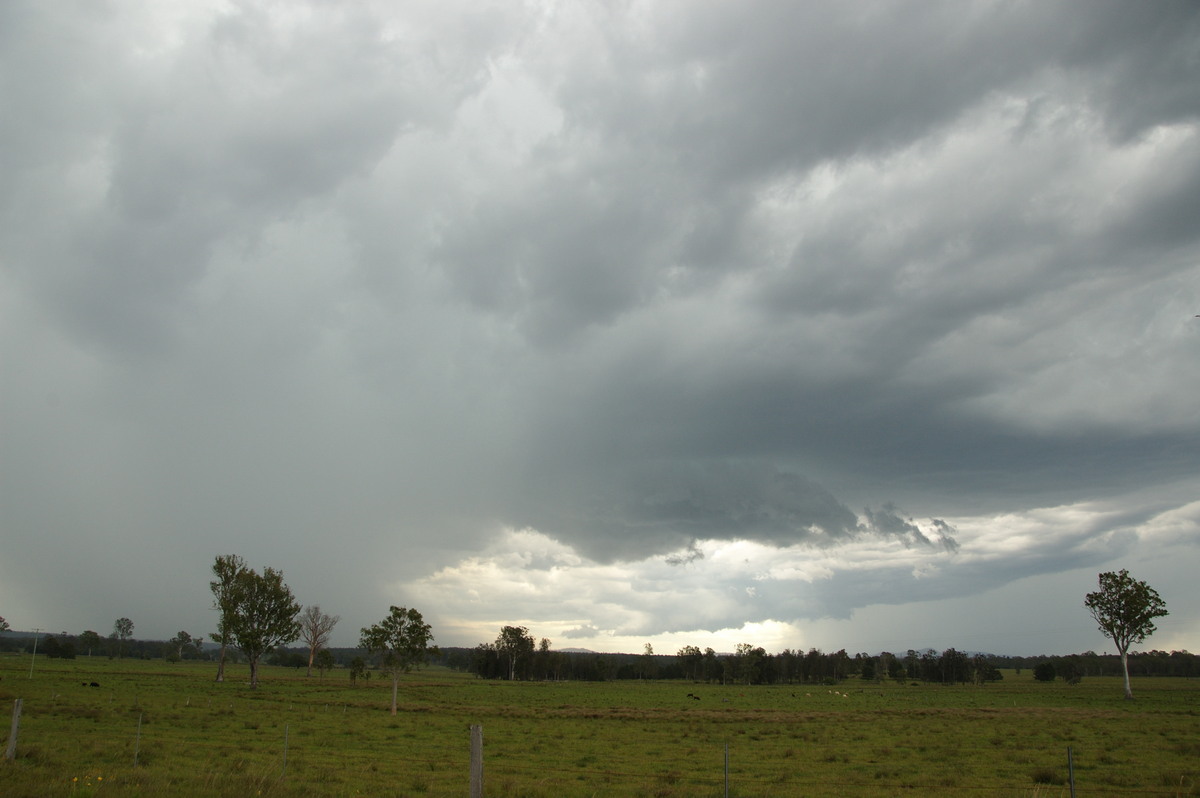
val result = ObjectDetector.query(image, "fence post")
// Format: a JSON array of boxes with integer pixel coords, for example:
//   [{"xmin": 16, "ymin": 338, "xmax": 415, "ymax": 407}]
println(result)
[
  {"xmin": 470, "ymin": 724, "xmax": 484, "ymax": 798},
  {"xmin": 134, "ymin": 714, "xmax": 143, "ymax": 767},
  {"xmin": 5, "ymin": 699, "xmax": 21, "ymax": 761},
  {"xmin": 1067, "ymin": 746, "xmax": 1075, "ymax": 798},
  {"xmin": 724, "ymin": 741, "xmax": 729, "ymax": 798},
  {"xmin": 282, "ymin": 724, "xmax": 290, "ymax": 778}
]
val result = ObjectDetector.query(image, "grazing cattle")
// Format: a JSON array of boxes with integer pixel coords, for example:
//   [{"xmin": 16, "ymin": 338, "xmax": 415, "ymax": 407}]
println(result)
[{"xmin": 89, "ymin": 681, "xmax": 100, "ymax": 687}]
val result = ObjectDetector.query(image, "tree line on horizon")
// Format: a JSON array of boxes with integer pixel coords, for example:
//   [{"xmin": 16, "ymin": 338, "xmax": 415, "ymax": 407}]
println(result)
[
  {"xmin": 0, "ymin": 567, "xmax": 1173, "ymax": 698},
  {"xmin": 5, "ymin": 628, "xmax": 1196, "ymax": 681}
]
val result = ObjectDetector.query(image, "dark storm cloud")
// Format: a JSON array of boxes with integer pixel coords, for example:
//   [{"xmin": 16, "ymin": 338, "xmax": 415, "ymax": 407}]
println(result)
[
  {"xmin": 2, "ymin": 1, "xmax": 1198, "ymax": 650},
  {"xmin": 516, "ymin": 462, "xmax": 862, "ymax": 562},
  {"xmin": 427, "ymin": 0, "xmax": 1200, "ymax": 555}
]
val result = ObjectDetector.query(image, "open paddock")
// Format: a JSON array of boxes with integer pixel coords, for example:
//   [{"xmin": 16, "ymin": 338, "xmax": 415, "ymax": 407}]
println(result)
[{"xmin": 1, "ymin": 654, "xmax": 1197, "ymax": 796}]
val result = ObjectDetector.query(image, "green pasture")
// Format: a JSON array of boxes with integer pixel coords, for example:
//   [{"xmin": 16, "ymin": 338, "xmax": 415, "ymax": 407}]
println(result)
[{"xmin": 1, "ymin": 653, "xmax": 1197, "ymax": 797}]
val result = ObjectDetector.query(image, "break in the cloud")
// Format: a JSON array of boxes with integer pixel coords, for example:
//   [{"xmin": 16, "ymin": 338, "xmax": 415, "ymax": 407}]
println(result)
[{"xmin": 1, "ymin": 1, "xmax": 1198, "ymax": 656}]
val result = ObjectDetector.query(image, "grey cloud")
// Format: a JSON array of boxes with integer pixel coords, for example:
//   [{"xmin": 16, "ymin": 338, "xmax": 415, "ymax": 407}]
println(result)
[
  {"xmin": 863, "ymin": 505, "xmax": 933, "ymax": 548},
  {"xmin": 2, "ymin": 1, "xmax": 1199, "ymax": 651},
  {"xmin": 562, "ymin": 624, "xmax": 602, "ymax": 640},
  {"xmin": 8, "ymin": 2, "xmax": 492, "ymax": 358},
  {"xmin": 930, "ymin": 520, "xmax": 961, "ymax": 555},
  {"xmin": 665, "ymin": 542, "xmax": 705, "ymax": 567},
  {"xmin": 517, "ymin": 462, "xmax": 862, "ymax": 563},
  {"xmin": 1057, "ymin": 2, "xmax": 1200, "ymax": 138},
  {"xmin": 857, "ymin": 507, "xmax": 961, "ymax": 553}
]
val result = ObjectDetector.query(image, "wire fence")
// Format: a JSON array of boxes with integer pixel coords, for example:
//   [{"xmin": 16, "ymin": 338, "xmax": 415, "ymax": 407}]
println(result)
[{"xmin": 6, "ymin": 693, "xmax": 1198, "ymax": 797}]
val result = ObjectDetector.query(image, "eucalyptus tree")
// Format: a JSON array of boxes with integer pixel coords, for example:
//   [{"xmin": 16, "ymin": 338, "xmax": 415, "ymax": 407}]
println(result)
[
  {"xmin": 167, "ymin": 631, "xmax": 202, "ymax": 662},
  {"xmin": 210, "ymin": 554, "xmax": 248, "ymax": 682},
  {"xmin": 495, "ymin": 625, "xmax": 534, "ymax": 681},
  {"xmin": 1085, "ymin": 569, "xmax": 1169, "ymax": 699},
  {"xmin": 298, "ymin": 604, "xmax": 340, "ymax": 677},
  {"xmin": 677, "ymin": 645, "xmax": 702, "ymax": 681},
  {"xmin": 225, "ymin": 565, "xmax": 302, "ymax": 689},
  {"xmin": 78, "ymin": 630, "xmax": 101, "ymax": 657},
  {"xmin": 360, "ymin": 606, "xmax": 436, "ymax": 714},
  {"xmin": 111, "ymin": 617, "xmax": 133, "ymax": 659}
]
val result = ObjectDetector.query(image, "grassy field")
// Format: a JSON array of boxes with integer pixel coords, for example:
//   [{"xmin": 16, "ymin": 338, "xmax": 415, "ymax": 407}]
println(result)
[{"xmin": 0, "ymin": 652, "xmax": 1197, "ymax": 797}]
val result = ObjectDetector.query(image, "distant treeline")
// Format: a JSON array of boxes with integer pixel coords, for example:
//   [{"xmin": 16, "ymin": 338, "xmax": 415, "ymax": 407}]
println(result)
[
  {"xmin": 0, "ymin": 631, "xmax": 204, "ymax": 661},
  {"xmin": 3, "ymin": 631, "xmax": 1195, "ymax": 682},
  {"xmin": 440, "ymin": 645, "xmax": 1199, "ymax": 684}
]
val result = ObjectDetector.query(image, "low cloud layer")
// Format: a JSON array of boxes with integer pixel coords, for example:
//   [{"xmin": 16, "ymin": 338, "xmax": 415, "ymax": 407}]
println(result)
[{"xmin": 1, "ymin": 1, "xmax": 1198, "ymax": 655}]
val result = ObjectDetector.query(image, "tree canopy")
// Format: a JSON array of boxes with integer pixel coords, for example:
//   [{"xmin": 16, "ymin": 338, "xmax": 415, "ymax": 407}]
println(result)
[
  {"xmin": 210, "ymin": 554, "xmax": 248, "ymax": 682},
  {"xmin": 1084, "ymin": 568, "xmax": 1168, "ymax": 699},
  {"xmin": 360, "ymin": 606, "xmax": 436, "ymax": 715},
  {"xmin": 221, "ymin": 564, "xmax": 302, "ymax": 689},
  {"xmin": 111, "ymin": 617, "xmax": 133, "ymax": 658},
  {"xmin": 298, "ymin": 604, "xmax": 340, "ymax": 678},
  {"xmin": 495, "ymin": 625, "xmax": 535, "ymax": 681}
]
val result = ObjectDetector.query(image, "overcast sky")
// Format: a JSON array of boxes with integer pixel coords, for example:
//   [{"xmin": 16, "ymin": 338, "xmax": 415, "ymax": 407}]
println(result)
[{"xmin": 2, "ymin": 1, "xmax": 1198, "ymax": 658}]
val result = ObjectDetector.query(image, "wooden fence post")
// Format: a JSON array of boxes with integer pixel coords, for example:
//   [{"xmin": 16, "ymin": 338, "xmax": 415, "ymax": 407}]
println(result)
[
  {"xmin": 1067, "ymin": 746, "xmax": 1076, "ymax": 798},
  {"xmin": 724, "ymin": 741, "xmax": 729, "ymax": 798},
  {"xmin": 134, "ymin": 714, "xmax": 143, "ymax": 767},
  {"xmin": 470, "ymin": 724, "xmax": 484, "ymax": 798},
  {"xmin": 5, "ymin": 699, "xmax": 21, "ymax": 761}
]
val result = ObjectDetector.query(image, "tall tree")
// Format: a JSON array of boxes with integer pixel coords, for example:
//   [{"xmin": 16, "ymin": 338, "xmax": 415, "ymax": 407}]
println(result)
[
  {"xmin": 298, "ymin": 605, "xmax": 340, "ymax": 677},
  {"xmin": 534, "ymin": 637, "xmax": 553, "ymax": 680},
  {"xmin": 495, "ymin": 625, "xmax": 534, "ymax": 681},
  {"xmin": 677, "ymin": 645, "xmax": 702, "ymax": 681},
  {"xmin": 641, "ymin": 643, "xmax": 656, "ymax": 680},
  {"xmin": 210, "ymin": 554, "xmax": 248, "ymax": 682},
  {"xmin": 224, "ymin": 565, "xmax": 302, "ymax": 689},
  {"xmin": 1085, "ymin": 569, "xmax": 1169, "ymax": 699},
  {"xmin": 359, "ymin": 606, "xmax": 436, "ymax": 715},
  {"xmin": 0, "ymin": 616, "xmax": 9, "ymax": 632},
  {"xmin": 167, "ymin": 631, "xmax": 201, "ymax": 662},
  {"xmin": 78, "ymin": 630, "xmax": 101, "ymax": 657},
  {"xmin": 111, "ymin": 617, "xmax": 133, "ymax": 659}
]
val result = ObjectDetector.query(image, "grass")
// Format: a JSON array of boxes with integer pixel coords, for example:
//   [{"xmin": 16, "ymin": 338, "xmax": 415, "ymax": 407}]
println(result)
[{"xmin": 1, "ymin": 654, "xmax": 1198, "ymax": 796}]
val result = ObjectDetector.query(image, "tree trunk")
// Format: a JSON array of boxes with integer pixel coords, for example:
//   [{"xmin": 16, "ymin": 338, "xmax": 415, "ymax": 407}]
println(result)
[
  {"xmin": 1120, "ymin": 648, "xmax": 1133, "ymax": 699},
  {"xmin": 307, "ymin": 647, "xmax": 315, "ymax": 678},
  {"xmin": 249, "ymin": 657, "xmax": 259, "ymax": 690},
  {"xmin": 390, "ymin": 674, "xmax": 399, "ymax": 716},
  {"xmin": 216, "ymin": 643, "xmax": 226, "ymax": 682}
]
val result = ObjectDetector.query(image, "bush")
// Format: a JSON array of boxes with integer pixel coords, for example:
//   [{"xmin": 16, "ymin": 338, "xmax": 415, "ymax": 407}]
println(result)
[{"xmin": 1033, "ymin": 662, "xmax": 1056, "ymax": 682}]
